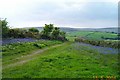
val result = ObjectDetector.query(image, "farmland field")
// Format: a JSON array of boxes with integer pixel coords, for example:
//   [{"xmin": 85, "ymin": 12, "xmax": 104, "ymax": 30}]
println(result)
[{"xmin": 66, "ymin": 31, "xmax": 118, "ymax": 41}]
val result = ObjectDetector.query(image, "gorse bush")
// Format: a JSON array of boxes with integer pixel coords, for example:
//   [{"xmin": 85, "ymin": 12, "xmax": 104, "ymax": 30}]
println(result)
[
  {"xmin": 40, "ymin": 24, "xmax": 67, "ymax": 41},
  {"xmin": 0, "ymin": 19, "xmax": 40, "ymax": 38},
  {"xmin": 1, "ymin": 18, "xmax": 40, "ymax": 38},
  {"xmin": 1, "ymin": 18, "xmax": 67, "ymax": 41},
  {"xmin": 7, "ymin": 28, "xmax": 40, "ymax": 38}
]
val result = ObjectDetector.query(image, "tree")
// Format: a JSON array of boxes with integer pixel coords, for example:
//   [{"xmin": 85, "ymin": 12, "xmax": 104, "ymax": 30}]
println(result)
[
  {"xmin": 0, "ymin": 18, "xmax": 9, "ymax": 38},
  {"xmin": 51, "ymin": 27, "xmax": 60, "ymax": 39},
  {"xmin": 44, "ymin": 24, "xmax": 53, "ymax": 32},
  {"xmin": 41, "ymin": 24, "xmax": 54, "ymax": 39},
  {"xmin": 0, "ymin": 19, "xmax": 2, "ymax": 38},
  {"xmin": 41, "ymin": 24, "xmax": 67, "ymax": 41},
  {"xmin": 1, "ymin": 18, "xmax": 41, "ymax": 39}
]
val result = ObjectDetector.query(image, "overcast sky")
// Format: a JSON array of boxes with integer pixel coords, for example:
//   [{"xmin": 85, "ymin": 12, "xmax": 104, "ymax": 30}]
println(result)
[{"xmin": 0, "ymin": 0, "xmax": 119, "ymax": 28}]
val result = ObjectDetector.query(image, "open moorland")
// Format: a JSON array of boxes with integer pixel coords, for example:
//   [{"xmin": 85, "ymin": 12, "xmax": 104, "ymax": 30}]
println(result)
[{"xmin": 1, "ymin": 19, "xmax": 119, "ymax": 79}]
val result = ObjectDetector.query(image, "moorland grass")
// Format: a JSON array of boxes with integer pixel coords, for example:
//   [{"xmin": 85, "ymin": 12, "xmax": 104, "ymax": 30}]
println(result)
[
  {"xmin": 3, "ymin": 42, "xmax": 119, "ymax": 78},
  {"xmin": 2, "ymin": 40, "xmax": 62, "ymax": 65}
]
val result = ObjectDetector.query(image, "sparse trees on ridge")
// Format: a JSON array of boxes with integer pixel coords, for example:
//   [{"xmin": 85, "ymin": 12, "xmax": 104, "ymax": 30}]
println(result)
[{"xmin": 1, "ymin": 19, "xmax": 67, "ymax": 41}]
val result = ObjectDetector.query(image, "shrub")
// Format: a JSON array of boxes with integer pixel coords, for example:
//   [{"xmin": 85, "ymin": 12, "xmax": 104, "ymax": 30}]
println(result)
[
  {"xmin": 33, "ymin": 43, "xmax": 46, "ymax": 48},
  {"xmin": 40, "ymin": 24, "xmax": 67, "ymax": 41}
]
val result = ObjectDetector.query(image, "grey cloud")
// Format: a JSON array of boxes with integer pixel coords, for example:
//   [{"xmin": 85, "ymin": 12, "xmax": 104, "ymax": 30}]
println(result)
[{"xmin": 1, "ymin": 1, "xmax": 117, "ymax": 28}]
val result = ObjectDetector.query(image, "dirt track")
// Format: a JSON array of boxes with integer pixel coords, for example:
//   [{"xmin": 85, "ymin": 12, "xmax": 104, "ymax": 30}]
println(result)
[{"xmin": 3, "ymin": 43, "xmax": 65, "ymax": 69}]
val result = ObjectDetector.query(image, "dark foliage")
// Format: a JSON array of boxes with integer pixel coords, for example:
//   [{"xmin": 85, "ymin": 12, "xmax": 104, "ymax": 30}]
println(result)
[
  {"xmin": 0, "ymin": 18, "xmax": 9, "ymax": 38},
  {"xmin": 1, "ymin": 19, "xmax": 67, "ymax": 41},
  {"xmin": 40, "ymin": 24, "xmax": 67, "ymax": 41}
]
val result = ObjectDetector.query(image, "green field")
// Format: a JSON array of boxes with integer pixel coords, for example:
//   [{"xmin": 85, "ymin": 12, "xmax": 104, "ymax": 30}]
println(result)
[
  {"xmin": 2, "ymin": 40, "xmax": 62, "ymax": 66},
  {"xmin": 3, "ymin": 41, "xmax": 118, "ymax": 78},
  {"xmin": 66, "ymin": 31, "xmax": 118, "ymax": 41},
  {"xmin": 2, "ymin": 28, "xmax": 119, "ymax": 79}
]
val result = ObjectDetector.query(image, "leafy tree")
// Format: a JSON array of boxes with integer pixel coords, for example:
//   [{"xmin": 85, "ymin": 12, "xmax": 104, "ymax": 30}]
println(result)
[
  {"xmin": 41, "ymin": 24, "xmax": 67, "ymax": 41},
  {"xmin": 41, "ymin": 24, "xmax": 54, "ymax": 39},
  {"xmin": 51, "ymin": 27, "xmax": 60, "ymax": 39},
  {"xmin": 0, "ymin": 19, "xmax": 2, "ymax": 38},
  {"xmin": 0, "ymin": 18, "xmax": 9, "ymax": 38},
  {"xmin": 44, "ymin": 24, "xmax": 53, "ymax": 32}
]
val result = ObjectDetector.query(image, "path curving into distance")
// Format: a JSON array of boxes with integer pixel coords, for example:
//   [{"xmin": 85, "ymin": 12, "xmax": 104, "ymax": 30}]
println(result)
[{"xmin": 3, "ymin": 43, "xmax": 68, "ymax": 69}]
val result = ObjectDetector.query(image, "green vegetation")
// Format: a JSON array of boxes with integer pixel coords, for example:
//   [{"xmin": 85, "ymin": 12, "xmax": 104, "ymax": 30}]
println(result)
[
  {"xmin": 41, "ymin": 24, "xmax": 67, "ymax": 41},
  {"xmin": 3, "ymin": 42, "xmax": 118, "ymax": 78},
  {"xmin": 1, "ymin": 18, "xmax": 119, "ymax": 79},
  {"xmin": 28, "ymin": 28, "xmax": 39, "ymax": 33},
  {"xmin": 0, "ymin": 18, "xmax": 9, "ymax": 38},
  {"xmin": 8, "ymin": 28, "xmax": 39, "ymax": 38},
  {"xmin": 1, "ymin": 19, "xmax": 67, "ymax": 41},
  {"xmin": 66, "ymin": 31, "xmax": 118, "ymax": 41},
  {"xmin": 0, "ymin": 18, "xmax": 40, "ymax": 38},
  {"xmin": 86, "ymin": 32, "xmax": 117, "ymax": 40},
  {"xmin": 2, "ymin": 40, "xmax": 62, "ymax": 65}
]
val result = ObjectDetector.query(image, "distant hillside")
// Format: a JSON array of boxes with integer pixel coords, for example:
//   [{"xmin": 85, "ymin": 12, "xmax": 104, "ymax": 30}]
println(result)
[
  {"xmin": 59, "ymin": 27, "xmax": 79, "ymax": 32},
  {"xmin": 23, "ymin": 27, "xmax": 43, "ymax": 31},
  {"xmin": 25, "ymin": 27, "xmax": 119, "ymax": 34},
  {"xmin": 59, "ymin": 27, "xmax": 118, "ymax": 34},
  {"xmin": 93, "ymin": 28, "xmax": 118, "ymax": 34},
  {"xmin": 75, "ymin": 27, "xmax": 118, "ymax": 34},
  {"xmin": 35, "ymin": 27, "xmax": 43, "ymax": 31},
  {"xmin": 35, "ymin": 27, "xmax": 79, "ymax": 32}
]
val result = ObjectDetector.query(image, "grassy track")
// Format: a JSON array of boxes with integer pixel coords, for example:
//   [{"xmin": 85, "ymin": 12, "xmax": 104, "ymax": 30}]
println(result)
[
  {"xmin": 3, "ymin": 43, "xmax": 66, "ymax": 69},
  {"xmin": 2, "ymin": 40, "xmax": 62, "ymax": 65},
  {"xmin": 3, "ymin": 42, "xmax": 118, "ymax": 78}
]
